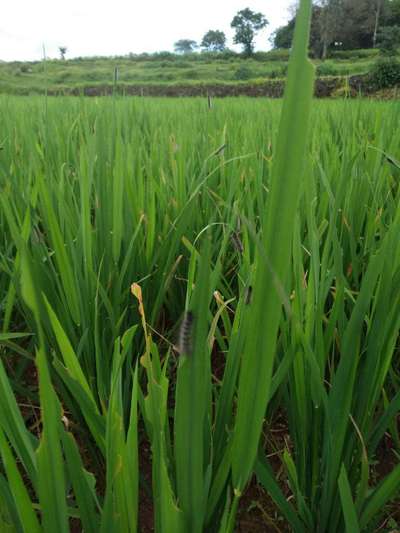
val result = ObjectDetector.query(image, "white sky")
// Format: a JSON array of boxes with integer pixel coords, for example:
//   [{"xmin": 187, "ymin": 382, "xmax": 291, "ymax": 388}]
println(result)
[{"xmin": 0, "ymin": 0, "xmax": 293, "ymax": 62}]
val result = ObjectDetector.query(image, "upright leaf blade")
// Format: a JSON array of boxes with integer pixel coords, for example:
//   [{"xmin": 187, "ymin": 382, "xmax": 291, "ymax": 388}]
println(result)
[
  {"xmin": 338, "ymin": 464, "xmax": 360, "ymax": 533},
  {"xmin": 36, "ymin": 348, "xmax": 69, "ymax": 533},
  {"xmin": 232, "ymin": 0, "xmax": 315, "ymax": 492},
  {"xmin": 0, "ymin": 428, "xmax": 41, "ymax": 533}
]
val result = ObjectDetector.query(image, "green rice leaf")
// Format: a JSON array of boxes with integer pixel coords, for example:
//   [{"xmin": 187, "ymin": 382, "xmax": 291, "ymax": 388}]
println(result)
[
  {"xmin": 36, "ymin": 347, "xmax": 69, "ymax": 533},
  {"xmin": 338, "ymin": 464, "xmax": 360, "ymax": 533},
  {"xmin": 232, "ymin": 0, "xmax": 315, "ymax": 492}
]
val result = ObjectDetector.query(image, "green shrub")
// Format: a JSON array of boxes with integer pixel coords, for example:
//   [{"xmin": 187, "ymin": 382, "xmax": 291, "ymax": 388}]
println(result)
[
  {"xmin": 181, "ymin": 69, "xmax": 199, "ymax": 80},
  {"xmin": 142, "ymin": 61, "xmax": 162, "ymax": 69},
  {"xmin": 268, "ymin": 65, "xmax": 288, "ymax": 79},
  {"xmin": 233, "ymin": 64, "xmax": 254, "ymax": 80},
  {"xmin": 19, "ymin": 64, "xmax": 31, "ymax": 73},
  {"xmin": 253, "ymin": 51, "xmax": 271, "ymax": 62},
  {"xmin": 55, "ymin": 71, "xmax": 71, "ymax": 83},
  {"xmin": 174, "ymin": 60, "xmax": 192, "ymax": 69},
  {"xmin": 215, "ymin": 49, "xmax": 237, "ymax": 60},
  {"xmin": 377, "ymin": 26, "xmax": 400, "ymax": 56},
  {"xmin": 316, "ymin": 62, "xmax": 339, "ymax": 77},
  {"xmin": 370, "ymin": 57, "xmax": 400, "ymax": 88},
  {"xmin": 154, "ymin": 73, "xmax": 175, "ymax": 81},
  {"xmin": 85, "ymin": 70, "xmax": 106, "ymax": 81},
  {"xmin": 265, "ymin": 48, "xmax": 290, "ymax": 61},
  {"xmin": 152, "ymin": 51, "xmax": 175, "ymax": 61}
]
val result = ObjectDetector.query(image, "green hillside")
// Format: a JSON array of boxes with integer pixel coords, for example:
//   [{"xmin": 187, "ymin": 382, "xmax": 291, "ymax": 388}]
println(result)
[{"xmin": 0, "ymin": 49, "xmax": 380, "ymax": 95}]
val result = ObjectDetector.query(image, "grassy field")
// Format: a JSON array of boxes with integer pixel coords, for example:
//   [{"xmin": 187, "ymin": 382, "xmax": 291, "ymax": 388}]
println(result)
[
  {"xmin": 0, "ymin": 48, "xmax": 379, "ymax": 95},
  {"xmin": 0, "ymin": 6, "xmax": 399, "ymax": 531},
  {"xmin": 1, "ymin": 93, "xmax": 399, "ymax": 530}
]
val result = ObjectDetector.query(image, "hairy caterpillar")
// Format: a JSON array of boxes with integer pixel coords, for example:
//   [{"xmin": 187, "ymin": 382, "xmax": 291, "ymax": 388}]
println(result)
[{"xmin": 178, "ymin": 311, "xmax": 195, "ymax": 356}]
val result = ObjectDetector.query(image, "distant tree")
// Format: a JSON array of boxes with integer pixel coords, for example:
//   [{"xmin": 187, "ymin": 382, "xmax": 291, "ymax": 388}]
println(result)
[
  {"xmin": 274, "ymin": 0, "xmax": 400, "ymax": 58},
  {"xmin": 272, "ymin": 5, "xmax": 326, "ymax": 58},
  {"xmin": 377, "ymin": 25, "xmax": 400, "ymax": 53},
  {"xmin": 373, "ymin": 0, "xmax": 385, "ymax": 47},
  {"xmin": 201, "ymin": 30, "xmax": 227, "ymax": 52},
  {"xmin": 231, "ymin": 8, "xmax": 268, "ymax": 56},
  {"xmin": 59, "ymin": 46, "xmax": 67, "ymax": 60},
  {"xmin": 340, "ymin": 0, "xmax": 381, "ymax": 49},
  {"xmin": 383, "ymin": 0, "xmax": 400, "ymax": 26},
  {"xmin": 174, "ymin": 39, "xmax": 198, "ymax": 54},
  {"xmin": 274, "ymin": 0, "xmax": 397, "ymax": 57},
  {"xmin": 272, "ymin": 19, "xmax": 296, "ymax": 49},
  {"xmin": 315, "ymin": 0, "xmax": 344, "ymax": 59}
]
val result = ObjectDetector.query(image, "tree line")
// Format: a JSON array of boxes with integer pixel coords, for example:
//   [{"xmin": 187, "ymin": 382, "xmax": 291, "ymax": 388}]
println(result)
[
  {"xmin": 274, "ymin": 0, "xmax": 400, "ymax": 58},
  {"xmin": 174, "ymin": 8, "xmax": 268, "ymax": 56},
  {"xmin": 56, "ymin": 8, "xmax": 268, "ymax": 61},
  {"xmin": 175, "ymin": 2, "xmax": 400, "ymax": 60},
  {"xmin": 58, "ymin": 3, "xmax": 399, "ymax": 61}
]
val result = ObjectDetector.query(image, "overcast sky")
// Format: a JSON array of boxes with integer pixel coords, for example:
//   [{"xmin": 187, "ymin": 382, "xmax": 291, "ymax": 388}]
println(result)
[{"xmin": 0, "ymin": 0, "xmax": 293, "ymax": 62}]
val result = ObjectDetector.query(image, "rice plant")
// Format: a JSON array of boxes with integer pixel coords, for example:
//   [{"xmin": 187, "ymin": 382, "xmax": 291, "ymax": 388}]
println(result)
[{"xmin": 0, "ymin": 1, "xmax": 399, "ymax": 530}]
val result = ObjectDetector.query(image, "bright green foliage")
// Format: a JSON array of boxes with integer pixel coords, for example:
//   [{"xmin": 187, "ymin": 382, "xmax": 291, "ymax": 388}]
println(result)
[
  {"xmin": 0, "ymin": 52, "xmax": 378, "ymax": 95},
  {"xmin": 231, "ymin": 8, "xmax": 269, "ymax": 56},
  {"xmin": 0, "ymin": 2, "xmax": 399, "ymax": 529},
  {"xmin": 232, "ymin": 0, "xmax": 315, "ymax": 494},
  {"xmin": 371, "ymin": 56, "xmax": 400, "ymax": 87},
  {"xmin": 201, "ymin": 30, "xmax": 227, "ymax": 52},
  {"xmin": 0, "ymin": 98, "xmax": 399, "ymax": 532}
]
